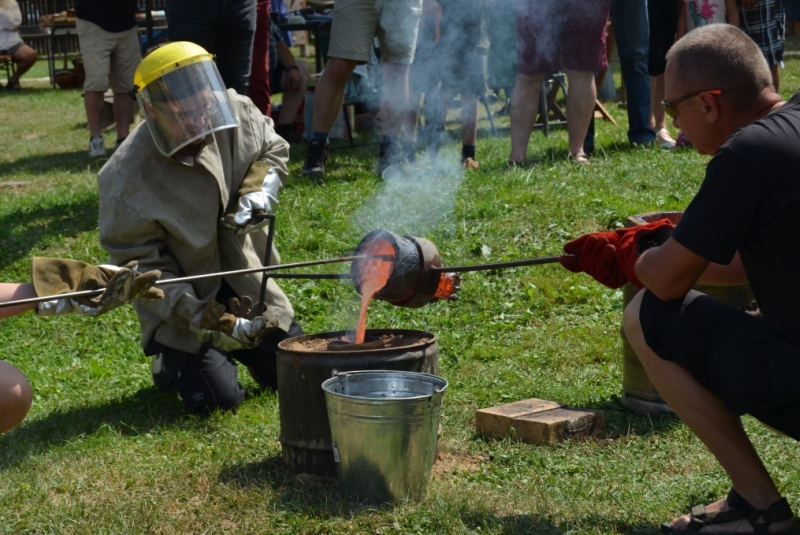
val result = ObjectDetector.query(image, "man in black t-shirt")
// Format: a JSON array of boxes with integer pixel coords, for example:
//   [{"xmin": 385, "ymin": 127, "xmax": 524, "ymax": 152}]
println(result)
[
  {"xmin": 558, "ymin": 23, "xmax": 799, "ymax": 533},
  {"xmin": 619, "ymin": 24, "xmax": 798, "ymax": 534},
  {"xmin": 75, "ymin": 0, "xmax": 140, "ymax": 157}
]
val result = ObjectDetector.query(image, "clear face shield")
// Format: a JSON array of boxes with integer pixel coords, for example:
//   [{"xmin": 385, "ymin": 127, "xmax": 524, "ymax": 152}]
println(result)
[{"xmin": 136, "ymin": 60, "xmax": 239, "ymax": 157}]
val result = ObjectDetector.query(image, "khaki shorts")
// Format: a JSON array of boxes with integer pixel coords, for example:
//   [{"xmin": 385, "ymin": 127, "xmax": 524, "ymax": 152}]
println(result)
[
  {"xmin": 76, "ymin": 19, "xmax": 141, "ymax": 93},
  {"xmin": 328, "ymin": 0, "xmax": 422, "ymax": 64}
]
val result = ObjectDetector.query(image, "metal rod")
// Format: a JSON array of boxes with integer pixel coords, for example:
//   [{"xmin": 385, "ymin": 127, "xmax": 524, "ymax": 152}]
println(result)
[
  {"xmin": 0, "ymin": 255, "xmax": 380, "ymax": 309},
  {"xmin": 431, "ymin": 255, "xmax": 568, "ymax": 273}
]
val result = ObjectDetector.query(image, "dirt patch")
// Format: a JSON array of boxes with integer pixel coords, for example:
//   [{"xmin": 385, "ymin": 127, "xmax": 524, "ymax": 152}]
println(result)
[
  {"xmin": 285, "ymin": 333, "xmax": 432, "ymax": 352},
  {"xmin": 431, "ymin": 451, "xmax": 485, "ymax": 479}
]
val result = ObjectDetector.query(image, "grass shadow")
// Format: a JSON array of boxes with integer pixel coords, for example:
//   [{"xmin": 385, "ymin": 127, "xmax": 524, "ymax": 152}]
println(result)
[
  {"xmin": 0, "ymin": 191, "xmax": 100, "ymax": 269},
  {"xmin": 0, "ymin": 387, "xmax": 188, "ymax": 470},
  {"xmin": 0, "ymin": 149, "xmax": 102, "ymax": 175}
]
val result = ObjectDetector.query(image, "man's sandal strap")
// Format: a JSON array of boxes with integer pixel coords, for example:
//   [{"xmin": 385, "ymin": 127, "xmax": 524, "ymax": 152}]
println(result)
[
  {"xmin": 686, "ymin": 502, "xmax": 743, "ymax": 531},
  {"xmin": 727, "ymin": 488, "xmax": 793, "ymax": 534}
]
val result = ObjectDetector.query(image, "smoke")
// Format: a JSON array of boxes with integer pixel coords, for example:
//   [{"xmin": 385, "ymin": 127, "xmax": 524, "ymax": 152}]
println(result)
[{"xmin": 351, "ymin": 156, "xmax": 465, "ymax": 236}]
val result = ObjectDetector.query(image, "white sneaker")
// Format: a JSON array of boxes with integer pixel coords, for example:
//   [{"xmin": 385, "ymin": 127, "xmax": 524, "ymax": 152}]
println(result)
[{"xmin": 88, "ymin": 136, "xmax": 106, "ymax": 157}]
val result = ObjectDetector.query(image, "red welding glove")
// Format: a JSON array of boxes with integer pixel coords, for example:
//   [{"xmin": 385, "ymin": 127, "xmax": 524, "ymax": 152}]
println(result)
[{"xmin": 560, "ymin": 219, "xmax": 674, "ymax": 289}]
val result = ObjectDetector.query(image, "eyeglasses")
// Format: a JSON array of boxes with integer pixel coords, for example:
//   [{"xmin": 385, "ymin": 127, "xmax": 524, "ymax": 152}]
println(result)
[{"xmin": 661, "ymin": 89, "xmax": 722, "ymax": 119}]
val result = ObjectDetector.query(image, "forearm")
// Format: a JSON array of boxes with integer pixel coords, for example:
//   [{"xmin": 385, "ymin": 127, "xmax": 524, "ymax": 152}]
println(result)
[
  {"xmin": 277, "ymin": 43, "xmax": 296, "ymax": 69},
  {"xmin": 635, "ymin": 238, "xmax": 709, "ymax": 301},
  {"xmin": 0, "ymin": 283, "xmax": 37, "ymax": 318}
]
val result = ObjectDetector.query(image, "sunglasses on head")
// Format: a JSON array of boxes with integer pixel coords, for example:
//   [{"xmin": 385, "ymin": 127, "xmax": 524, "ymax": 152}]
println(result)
[{"xmin": 661, "ymin": 89, "xmax": 722, "ymax": 119}]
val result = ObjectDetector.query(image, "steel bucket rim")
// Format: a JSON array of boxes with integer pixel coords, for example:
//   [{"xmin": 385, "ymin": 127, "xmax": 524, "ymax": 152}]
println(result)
[{"xmin": 321, "ymin": 370, "xmax": 448, "ymax": 402}]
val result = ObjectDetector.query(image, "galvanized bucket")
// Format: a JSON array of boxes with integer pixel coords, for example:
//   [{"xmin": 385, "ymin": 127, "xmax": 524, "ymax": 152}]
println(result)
[{"xmin": 321, "ymin": 370, "xmax": 448, "ymax": 504}]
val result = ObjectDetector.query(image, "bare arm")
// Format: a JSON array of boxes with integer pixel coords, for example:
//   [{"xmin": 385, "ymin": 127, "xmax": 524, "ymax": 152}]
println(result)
[
  {"xmin": 277, "ymin": 41, "xmax": 301, "ymax": 91},
  {"xmin": 636, "ymin": 238, "xmax": 748, "ymax": 300},
  {"xmin": 0, "ymin": 283, "xmax": 37, "ymax": 318}
]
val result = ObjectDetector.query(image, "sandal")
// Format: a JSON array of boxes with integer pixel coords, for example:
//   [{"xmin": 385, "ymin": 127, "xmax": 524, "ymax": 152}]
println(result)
[
  {"xmin": 568, "ymin": 151, "xmax": 590, "ymax": 166},
  {"xmin": 660, "ymin": 488, "xmax": 793, "ymax": 534}
]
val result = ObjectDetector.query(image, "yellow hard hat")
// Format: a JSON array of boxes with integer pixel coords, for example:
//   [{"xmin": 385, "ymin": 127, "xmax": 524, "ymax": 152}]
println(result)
[{"xmin": 133, "ymin": 41, "xmax": 213, "ymax": 93}]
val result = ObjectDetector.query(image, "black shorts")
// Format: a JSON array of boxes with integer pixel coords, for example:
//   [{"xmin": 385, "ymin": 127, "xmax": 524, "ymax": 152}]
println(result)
[{"xmin": 640, "ymin": 290, "xmax": 800, "ymax": 439}]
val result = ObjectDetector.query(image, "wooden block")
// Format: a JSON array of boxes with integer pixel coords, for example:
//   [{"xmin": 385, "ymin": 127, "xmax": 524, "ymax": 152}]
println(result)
[
  {"xmin": 511, "ymin": 408, "xmax": 604, "ymax": 444},
  {"xmin": 476, "ymin": 398, "xmax": 563, "ymax": 438}
]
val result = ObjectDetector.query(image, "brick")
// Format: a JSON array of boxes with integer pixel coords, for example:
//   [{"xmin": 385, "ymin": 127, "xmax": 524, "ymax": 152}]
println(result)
[
  {"xmin": 476, "ymin": 398, "xmax": 563, "ymax": 438},
  {"xmin": 511, "ymin": 408, "xmax": 604, "ymax": 444}
]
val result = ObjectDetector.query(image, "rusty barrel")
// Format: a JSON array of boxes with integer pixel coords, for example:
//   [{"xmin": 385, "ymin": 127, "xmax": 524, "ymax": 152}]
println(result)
[
  {"xmin": 619, "ymin": 211, "xmax": 754, "ymax": 414},
  {"xmin": 276, "ymin": 329, "xmax": 439, "ymax": 475}
]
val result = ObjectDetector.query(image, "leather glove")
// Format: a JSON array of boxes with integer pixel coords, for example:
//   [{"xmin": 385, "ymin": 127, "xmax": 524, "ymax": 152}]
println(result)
[
  {"xmin": 220, "ymin": 162, "xmax": 281, "ymax": 235},
  {"xmin": 559, "ymin": 219, "xmax": 674, "ymax": 289},
  {"xmin": 32, "ymin": 257, "xmax": 164, "ymax": 317},
  {"xmin": 198, "ymin": 296, "xmax": 279, "ymax": 351}
]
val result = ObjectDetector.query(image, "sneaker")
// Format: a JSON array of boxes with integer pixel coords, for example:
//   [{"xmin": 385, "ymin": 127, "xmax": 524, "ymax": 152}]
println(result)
[
  {"xmin": 150, "ymin": 353, "xmax": 174, "ymax": 392},
  {"xmin": 301, "ymin": 139, "xmax": 329, "ymax": 178},
  {"xmin": 88, "ymin": 135, "xmax": 106, "ymax": 157}
]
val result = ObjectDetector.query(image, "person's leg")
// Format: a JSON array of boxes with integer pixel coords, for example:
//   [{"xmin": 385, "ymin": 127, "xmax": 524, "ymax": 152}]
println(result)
[
  {"xmin": 770, "ymin": 63, "xmax": 780, "ymax": 93},
  {"xmin": 248, "ymin": 0, "xmax": 272, "ymax": 115},
  {"xmin": 76, "ymin": 19, "xmax": 114, "ymax": 154},
  {"xmin": 310, "ymin": 57, "xmax": 358, "ymax": 133},
  {"xmin": 508, "ymin": 72, "xmax": 544, "ymax": 164},
  {"xmin": 623, "ymin": 291, "xmax": 793, "ymax": 532},
  {"xmin": 84, "ymin": 91, "xmax": 106, "ymax": 141},
  {"xmin": 109, "ymin": 27, "xmax": 141, "ymax": 143},
  {"xmin": 166, "ymin": 0, "xmax": 218, "ymax": 52},
  {"xmin": 460, "ymin": 93, "xmax": 479, "ymax": 147},
  {"xmin": 159, "ymin": 343, "xmax": 246, "ymax": 413},
  {"xmin": 609, "ymin": 0, "xmax": 655, "ymax": 144},
  {"xmin": 0, "ymin": 360, "xmax": 33, "ymax": 434},
  {"xmin": 9, "ymin": 44, "xmax": 37, "ymax": 86},
  {"xmin": 232, "ymin": 320, "xmax": 304, "ymax": 390},
  {"xmin": 379, "ymin": 59, "xmax": 412, "ymax": 139},
  {"xmin": 214, "ymin": 0, "xmax": 257, "ymax": 94},
  {"xmin": 564, "ymin": 69, "xmax": 595, "ymax": 161}
]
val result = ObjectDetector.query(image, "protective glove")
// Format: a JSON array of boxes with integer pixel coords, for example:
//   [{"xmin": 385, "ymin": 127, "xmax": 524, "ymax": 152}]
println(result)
[
  {"xmin": 198, "ymin": 296, "xmax": 279, "ymax": 351},
  {"xmin": 32, "ymin": 257, "xmax": 164, "ymax": 317},
  {"xmin": 559, "ymin": 219, "xmax": 674, "ymax": 289},
  {"xmin": 220, "ymin": 161, "xmax": 281, "ymax": 235}
]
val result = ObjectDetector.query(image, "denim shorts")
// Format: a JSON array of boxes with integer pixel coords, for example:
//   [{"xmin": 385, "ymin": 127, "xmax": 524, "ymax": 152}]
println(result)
[{"xmin": 640, "ymin": 290, "xmax": 800, "ymax": 439}]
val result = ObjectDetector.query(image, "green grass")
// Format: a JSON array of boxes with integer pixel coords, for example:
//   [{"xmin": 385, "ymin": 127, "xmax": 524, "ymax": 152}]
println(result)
[{"xmin": 2, "ymin": 54, "xmax": 800, "ymax": 535}]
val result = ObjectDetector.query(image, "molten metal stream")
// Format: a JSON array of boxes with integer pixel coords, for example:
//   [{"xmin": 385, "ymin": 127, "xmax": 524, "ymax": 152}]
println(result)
[{"xmin": 354, "ymin": 238, "xmax": 396, "ymax": 344}]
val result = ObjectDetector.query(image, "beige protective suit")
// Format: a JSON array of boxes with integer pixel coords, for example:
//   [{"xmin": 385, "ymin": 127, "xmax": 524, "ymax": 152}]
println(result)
[{"xmin": 99, "ymin": 90, "xmax": 294, "ymax": 354}]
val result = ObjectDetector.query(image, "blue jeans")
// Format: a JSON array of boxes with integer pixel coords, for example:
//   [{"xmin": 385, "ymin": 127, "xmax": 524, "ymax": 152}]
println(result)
[
  {"xmin": 167, "ymin": 0, "xmax": 257, "ymax": 95},
  {"xmin": 610, "ymin": 0, "xmax": 655, "ymax": 144}
]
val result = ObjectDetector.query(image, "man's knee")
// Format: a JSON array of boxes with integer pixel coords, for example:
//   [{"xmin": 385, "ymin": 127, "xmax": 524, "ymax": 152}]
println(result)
[
  {"xmin": 14, "ymin": 45, "xmax": 37, "ymax": 65},
  {"xmin": 623, "ymin": 288, "xmax": 646, "ymax": 344},
  {"xmin": 322, "ymin": 57, "xmax": 358, "ymax": 86}
]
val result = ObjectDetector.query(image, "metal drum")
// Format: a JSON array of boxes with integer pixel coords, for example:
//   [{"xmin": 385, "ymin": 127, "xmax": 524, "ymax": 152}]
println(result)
[{"xmin": 276, "ymin": 329, "xmax": 439, "ymax": 475}]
